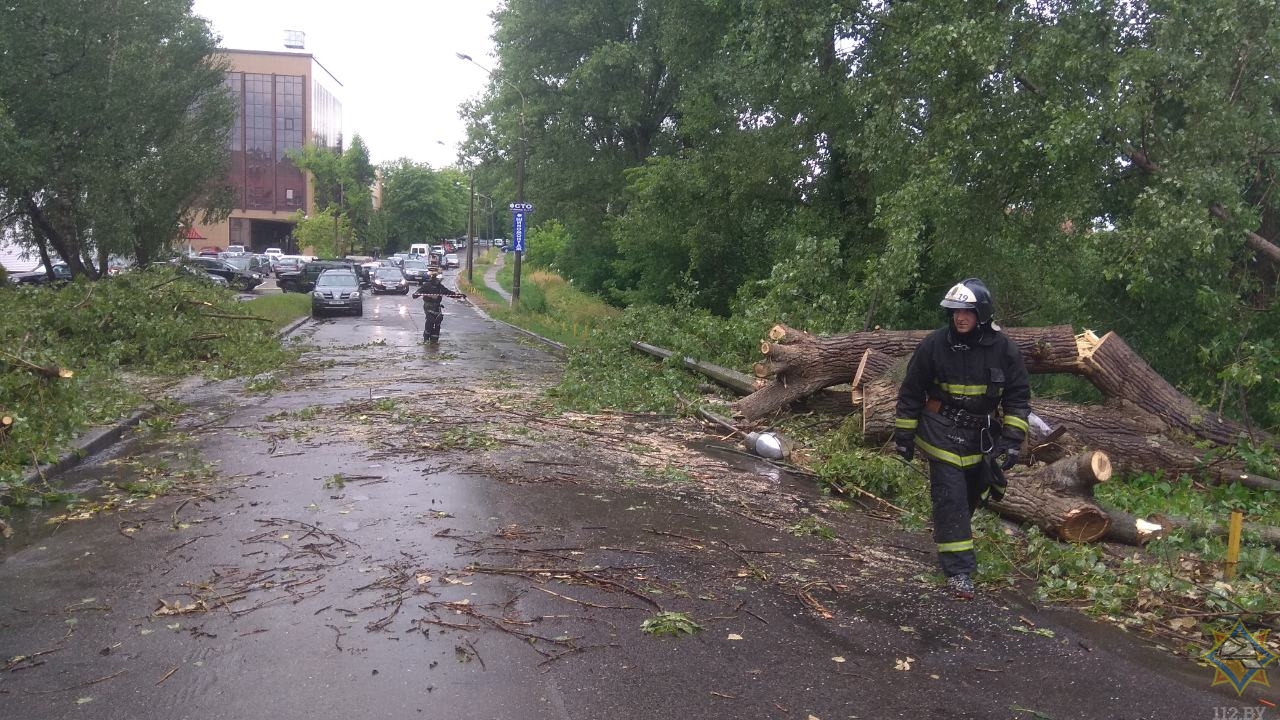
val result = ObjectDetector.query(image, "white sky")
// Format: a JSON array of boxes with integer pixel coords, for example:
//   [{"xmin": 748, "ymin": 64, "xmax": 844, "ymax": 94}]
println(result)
[{"xmin": 190, "ymin": 0, "xmax": 503, "ymax": 169}]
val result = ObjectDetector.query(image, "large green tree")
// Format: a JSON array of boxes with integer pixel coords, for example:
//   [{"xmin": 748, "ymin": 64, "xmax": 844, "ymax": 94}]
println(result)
[
  {"xmin": 0, "ymin": 0, "xmax": 235, "ymax": 276},
  {"xmin": 468, "ymin": 0, "xmax": 1280, "ymax": 429},
  {"xmin": 379, "ymin": 160, "xmax": 468, "ymax": 251}
]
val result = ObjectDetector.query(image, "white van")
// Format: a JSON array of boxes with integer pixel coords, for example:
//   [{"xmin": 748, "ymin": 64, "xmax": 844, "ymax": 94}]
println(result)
[{"xmin": 409, "ymin": 243, "xmax": 431, "ymax": 258}]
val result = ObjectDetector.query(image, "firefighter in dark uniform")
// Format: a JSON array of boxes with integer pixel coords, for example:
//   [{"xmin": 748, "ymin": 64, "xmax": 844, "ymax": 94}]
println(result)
[
  {"xmin": 412, "ymin": 268, "xmax": 464, "ymax": 344},
  {"xmin": 893, "ymin": 278, "xmax": 1030, "ymax": 599}
]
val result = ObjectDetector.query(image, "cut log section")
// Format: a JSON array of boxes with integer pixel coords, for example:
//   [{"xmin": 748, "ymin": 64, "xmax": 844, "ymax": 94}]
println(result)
[{"xmin": 990, "ymin": 451, "xmax": 1113, "ymax": 543}]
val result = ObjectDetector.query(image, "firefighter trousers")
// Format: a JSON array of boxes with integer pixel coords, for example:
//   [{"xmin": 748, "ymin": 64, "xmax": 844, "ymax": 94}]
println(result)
[
  {"xmin": 928, "ymin": 460, "xmax": 983, "ymax": 577},
  {"xmin": 424, "ymin": 310, "xmax": 443, "ymax": 342}
]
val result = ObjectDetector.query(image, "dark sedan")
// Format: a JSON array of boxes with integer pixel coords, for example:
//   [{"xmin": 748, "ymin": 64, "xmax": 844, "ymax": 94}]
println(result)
[
  {"xmin": 369, "ymin": 266, "xmax": 409, "ymax": 295},
  {"xmin": 184, "ymin": 256, "xmax": 262, "ymax": 291},
  {"xmin": 7, "ymin": 263, "xmax": 72, "ymax": 285}
]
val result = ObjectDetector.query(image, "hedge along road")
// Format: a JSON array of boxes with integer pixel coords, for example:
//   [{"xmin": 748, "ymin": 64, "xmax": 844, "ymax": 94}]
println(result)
[{"xmin": 0, "ymin": 269, "xmax": 1262, "ymax": 719}]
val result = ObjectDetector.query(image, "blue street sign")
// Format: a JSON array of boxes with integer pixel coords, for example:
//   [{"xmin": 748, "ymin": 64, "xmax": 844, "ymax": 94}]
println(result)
[
  {"xmin": 508, "ymin": 202, "xmax": 535, "ymax": 212},
  {"xmin": 512, "ymin": 211, "xmax": 526, "ymax": 253}
]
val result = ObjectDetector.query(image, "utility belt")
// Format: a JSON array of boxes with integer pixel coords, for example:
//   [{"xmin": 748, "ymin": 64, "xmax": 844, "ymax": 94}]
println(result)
[{"xmin": 925, "ymin": 398, "xmax": 993, "ymax": 429}]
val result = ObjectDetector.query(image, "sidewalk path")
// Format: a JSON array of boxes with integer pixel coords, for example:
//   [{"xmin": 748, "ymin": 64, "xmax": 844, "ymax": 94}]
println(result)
[{"xmin": 484, "ymin": 250, "xmax": 512, "ymax": 303}]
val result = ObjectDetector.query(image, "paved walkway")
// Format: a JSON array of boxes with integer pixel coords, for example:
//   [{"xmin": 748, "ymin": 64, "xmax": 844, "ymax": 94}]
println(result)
[{"xmin": 483, "ymin": 250, "xmax": 512, "ymax": 303}]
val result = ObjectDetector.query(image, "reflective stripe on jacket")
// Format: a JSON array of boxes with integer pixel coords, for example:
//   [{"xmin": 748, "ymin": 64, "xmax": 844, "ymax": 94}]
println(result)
[{"xmin": 893, "ymin": 325, "xmax": 1031, "ymax": 467}]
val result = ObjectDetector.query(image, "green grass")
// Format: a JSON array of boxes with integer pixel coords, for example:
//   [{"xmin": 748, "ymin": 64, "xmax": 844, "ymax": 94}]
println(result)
[
  {"xmin": 244, "ymin": 292, "xmax": 311, "ymax": 330},
  {"xmin": 460, "ymin": 251, "xmax": 620, "ymax": 348}
]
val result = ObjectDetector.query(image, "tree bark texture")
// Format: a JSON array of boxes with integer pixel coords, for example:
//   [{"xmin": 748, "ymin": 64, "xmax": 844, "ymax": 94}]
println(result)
[
  {"xmin": 856, "ymin": 383, "xmax": 1278, "ymax": 492},
  {"xmin": 739, "ymin": 325, "xmax": 1081, "ymax": 420},
  {"xmin": 1079, "ymin": 332, "xmax": 1251, "ymax": 447},
  {"xmin": 989, "ymin": 452, "xmax": 1113, "ymax": 543}
]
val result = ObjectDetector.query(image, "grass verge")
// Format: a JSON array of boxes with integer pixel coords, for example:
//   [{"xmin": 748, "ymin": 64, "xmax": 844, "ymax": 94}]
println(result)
[
  {"xmin": 458, "ymin": 250, "xmax": 620, "ymax": 348},
  {"xmin": 243, "ymin": 292, "xmax": 311, "ymax": 330}
]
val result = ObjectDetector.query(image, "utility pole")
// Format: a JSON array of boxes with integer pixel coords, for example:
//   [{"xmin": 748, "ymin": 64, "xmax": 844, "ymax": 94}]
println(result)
[
  {"xmin": 513, "ymin": 135, "xmax": 525, "ymax": 304},
  {"xmin": 466, "ymin": 166, "xmax": 476, "ymax": 286}
]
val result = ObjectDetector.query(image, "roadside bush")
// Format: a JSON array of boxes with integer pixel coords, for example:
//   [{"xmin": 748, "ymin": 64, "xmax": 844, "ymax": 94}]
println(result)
[{"xmin": 0, "ymin": 267, "xmax": 296, "ymax": 492}]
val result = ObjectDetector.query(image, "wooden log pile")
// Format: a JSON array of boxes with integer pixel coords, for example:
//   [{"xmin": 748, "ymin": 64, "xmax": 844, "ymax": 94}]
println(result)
[{"xmin": 725, "ymin": 323, "xmax": 1278, "ymax": 545}]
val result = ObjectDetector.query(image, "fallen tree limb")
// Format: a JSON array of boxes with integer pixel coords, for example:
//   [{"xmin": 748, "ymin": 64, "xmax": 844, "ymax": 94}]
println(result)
[
  {"xmin": 0, "ymin": 350, "xmax": 74, "ymax": 379},
  {"xmin": 1099, "ymin": 505, "xmax": 1165, "ymax": 546}
]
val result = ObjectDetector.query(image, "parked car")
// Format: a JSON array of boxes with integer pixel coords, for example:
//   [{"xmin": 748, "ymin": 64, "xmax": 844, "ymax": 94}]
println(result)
[
  {"xmin": 224, "ymin": 244, "xmax": 248, "ymax": 256},
  {"xmin": 151, "ymin": 261, "xmax": 228, "ymax": 287},
  {"xmin": 273, "ymin": 256, "xmax": 304, "ymax": 277},
  {"xmin": 197, "ymin": 246, "xmax": 223, "ymax": 257},
  {"xmin": 263, "ymin": 247, "xmax": 284, "ymax": 261},
  {"xmin": 401, "ymin": 258, "xmax": 431, "ymax": 284},
  {"xmin": 184, "ymin": 256, "xmax": 263, "ymax": 291},
  {"xmin": 7, "ymin": 263, "xmax": 72, "ymax": 285},
  {"xmin": 311, "ymin": 269, "xmax": 363, "ymax": 317},
  {"xmin": 222, "ymin": 254, "xmax": 272, "ymax": 280},
  {"xmin": 279, "ymin": 259, "xmax": 359, "ymax": 293},
  {"xmin": 369, "ymin": 266, "xmax": 409, "ymax": 295},
  {"xmin": 443, "ymin": 253, "xmax": 460, "ymax": 268}
]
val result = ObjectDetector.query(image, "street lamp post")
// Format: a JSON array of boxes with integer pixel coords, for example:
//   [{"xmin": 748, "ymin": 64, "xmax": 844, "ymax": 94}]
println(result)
[
  {"xmin": 466, "ymin": 166, "xmax": 476, "ymax": 286},
  {"xmin": 467, "ymin": 189, "xmax": 491, "ymax": 287},
  {"xmin": 457, "ymin": 52, "xmax": 527, "ymax": 307}
]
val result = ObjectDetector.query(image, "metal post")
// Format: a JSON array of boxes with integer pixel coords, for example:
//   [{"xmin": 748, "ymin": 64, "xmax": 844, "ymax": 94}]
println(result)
[
  {"xmin": 466, "ymin": 167, "xmax": 476, "ymax": 286},
  {"xmin": 512, "ymin": 136, "xmax": 525, "ymax": 306}
]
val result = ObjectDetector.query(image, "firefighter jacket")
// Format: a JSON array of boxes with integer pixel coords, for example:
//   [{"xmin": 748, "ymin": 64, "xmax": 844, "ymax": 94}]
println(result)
[
  {"xmin": 413, "ymin": 277, "xmax": 459, "ymax": 314},
  {"xmin": 893, "ymin": 325, "xmax": 1031, "ymax": 468}
]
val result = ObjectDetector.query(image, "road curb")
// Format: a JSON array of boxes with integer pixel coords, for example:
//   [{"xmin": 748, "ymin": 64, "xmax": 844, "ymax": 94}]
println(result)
[
  {"xmin": 19, "ymin": 408, "xmax": 152, "ymax": 486},
  {"xmin": 462, "ymin": 297, "xmax": 568, "ymax": 357},
  {"xmin": 17, "ymin": 315, "xmax": 312, "ymax": 487}
]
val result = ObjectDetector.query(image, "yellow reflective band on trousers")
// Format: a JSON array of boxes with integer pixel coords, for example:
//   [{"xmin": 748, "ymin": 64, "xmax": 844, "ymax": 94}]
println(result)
[
  {"xmin": 914, "ymin": 437, "xmax": 984, "ymax": 467},
  {"xmin": 1004, "ymin": 415, "xmax": 1029, "ymax": 433},
  {"xmin": 936, "ymin": 382, "xmax": 988, "ymax": 396},
  {"xmin": 894, "ymin": 417, "xmax": 918, "ymax": 429},
  {"xmin": 937, "ymin": 539, "xmax": 974, "ymax": 553}
]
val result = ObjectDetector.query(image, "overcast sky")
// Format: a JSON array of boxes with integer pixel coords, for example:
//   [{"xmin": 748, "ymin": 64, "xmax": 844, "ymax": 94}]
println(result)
[{"xmin": 190, "ymin": 0, "xmax": 503, "ymax": 169}]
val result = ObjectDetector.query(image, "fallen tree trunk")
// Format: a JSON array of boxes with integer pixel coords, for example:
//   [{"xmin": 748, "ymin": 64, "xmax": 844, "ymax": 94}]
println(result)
[
  {"xmin": 1150, "ymin": 513, "xmax": 1280, "ymax": 551},
  {"xmin": 1078, "ymin": 331, "xmax": 1250, "ymax": 447},
  {"xmin": 856, "ymin": 381, "xmax": 1280, "ymax": 492},
  {"xmin": 739, "ymin": 324, "xmax": 1267, "ymax": 450},
  {"xmin": 738, "ymin": 324, "xmax": 1081, "ymax": 419},
  {"xmin": 989, "ymin": 451, "xmax": 1113, "ymax": 542},
  {"xmin": 1100, "ymin": 506, "xmax": 1166, "ymax": 546}
]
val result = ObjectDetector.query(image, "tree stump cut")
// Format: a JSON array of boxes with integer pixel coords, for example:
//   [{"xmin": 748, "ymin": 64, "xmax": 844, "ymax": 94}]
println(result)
[{"xmin": 990, "ymin": 451, "xmax": 1113, "ymax": 543}]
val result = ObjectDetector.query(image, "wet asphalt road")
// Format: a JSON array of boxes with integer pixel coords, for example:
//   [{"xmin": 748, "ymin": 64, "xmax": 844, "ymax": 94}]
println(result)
[{"xmin": 1, "ymin": 271, "xmax": 1273, "ymax": 719}]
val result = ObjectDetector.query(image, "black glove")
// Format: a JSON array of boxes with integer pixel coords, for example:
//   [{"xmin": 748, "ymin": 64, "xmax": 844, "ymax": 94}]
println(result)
[
  {"xmin": 893, "ymin": 430, "xmax": 915, "ymax": 462},
  {"xmin": 997, "ymin": 439, "xmax": 1021, "ymax": 470}
]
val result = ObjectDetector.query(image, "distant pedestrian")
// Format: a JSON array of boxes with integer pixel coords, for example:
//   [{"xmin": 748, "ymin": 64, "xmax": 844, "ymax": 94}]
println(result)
[
  {"xmin": 412, "ymin": 268, "xmax": 464, "ymax": 344},
  {"xmin": 892, "ymin": 278, "xmax": 1030, "ymax": 600}
]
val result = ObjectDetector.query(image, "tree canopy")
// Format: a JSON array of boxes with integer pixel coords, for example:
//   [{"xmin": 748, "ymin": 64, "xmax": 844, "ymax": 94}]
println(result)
[
  {"xmin": 462, "ymin": 0, "xmax": 1280, "ymax": 430},
  {"xmin": 0, "ymin": 0, "xmax": 235, "ymax": 275}
]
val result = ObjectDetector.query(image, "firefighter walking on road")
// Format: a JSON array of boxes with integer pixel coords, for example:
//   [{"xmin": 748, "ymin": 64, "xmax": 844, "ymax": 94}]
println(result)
[
  {"xmin": 892, "ymin": 278, "xmax": 1031, "ymax": 600},
  {"xmin": 412, "ymin": 268, "xmax": 465, "ymax": 344}
]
